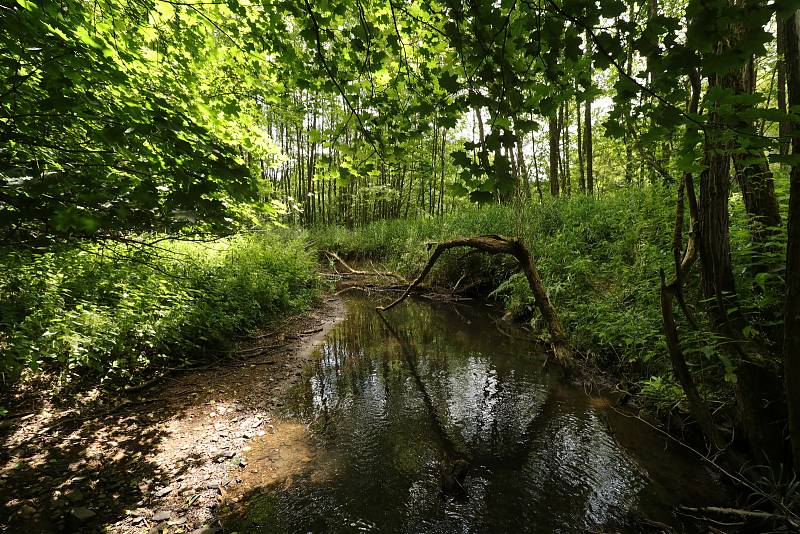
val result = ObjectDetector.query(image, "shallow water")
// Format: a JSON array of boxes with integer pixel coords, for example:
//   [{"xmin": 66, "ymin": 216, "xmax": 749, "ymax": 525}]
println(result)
[{"xmin": 225, "ymin": 295, "xmax": 727, "ymax": 533}]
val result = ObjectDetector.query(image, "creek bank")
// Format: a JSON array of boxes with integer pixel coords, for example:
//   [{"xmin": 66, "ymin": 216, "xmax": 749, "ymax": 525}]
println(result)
[{"xmin": 0, "ymin": 296, "xmax": 345, "ymax": 533}]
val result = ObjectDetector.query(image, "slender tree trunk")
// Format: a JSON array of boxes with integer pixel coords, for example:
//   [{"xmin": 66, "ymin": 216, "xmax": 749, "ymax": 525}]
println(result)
[
  {"xmin": 532, "ymin": 133, "xmax": 543, "ymax": 201},
  {"xmin": 662, "ymin": 69, "xmax": 724, "ymax": 451},
  {"xmin": 624, "ymin": 2, "xmax": 635, "ymax": 184},
  {"xmin": 732, "ymin": 58, "xmax": 782, "ymax": 246},
  {"xmin": 563, "ymin": 101, "xmax": 571, "ymax": 195},
  {"xmin": 548, "ymin": 114, "xmax": 560, "ymax": 197},
  {"xmin": 517, "ymin": 134, "xmax": 531, "ymax": 200},
  {"xmin": 576, "ymin": 91, "xmax": 585, "ymax": 193},
  {"xmin": 702, "ymin": 63, "xmax": 780, "ymax": 465},
  {"xmin": 778, "ymin": 16, "xmax": 790, "ymax": 157},
  {"xmin": 585, "ymin": 97, "xmax": 594, "ymax": 195},
  {"xmin": 782, "ymin": 7, "xmax": 800, "ymax": 475},
  {"xmin": 585, "ymin": 29, "xmax": 594, "ymax": 195}
]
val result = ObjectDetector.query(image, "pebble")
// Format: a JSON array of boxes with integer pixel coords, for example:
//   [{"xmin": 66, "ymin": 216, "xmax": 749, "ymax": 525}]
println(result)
[
  {"xmin": 152, "ymin": 510, "xmax": 171, "ymax": 522},
  {"xmin": 70, "ymin": 507, "xmax": 96, "ymax": 521},
  {"xmin": 154, "ymin": 486, "xmax": 172, "ymax": 498}
]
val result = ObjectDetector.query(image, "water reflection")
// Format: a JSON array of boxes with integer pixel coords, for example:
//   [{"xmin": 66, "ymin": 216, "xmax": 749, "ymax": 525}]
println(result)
[{"xmin": 227, "ymin": 295, "xmax": 725, "ymax": 533}]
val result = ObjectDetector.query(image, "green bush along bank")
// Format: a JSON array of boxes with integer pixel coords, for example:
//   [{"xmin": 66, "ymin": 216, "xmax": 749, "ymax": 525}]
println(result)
[{"xmin": 0, "ymin": 231, "xmax": 320, "ymax": 391}]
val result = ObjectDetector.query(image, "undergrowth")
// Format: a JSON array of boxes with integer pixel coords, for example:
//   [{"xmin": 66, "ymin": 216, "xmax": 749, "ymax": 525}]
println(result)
[{"xmin": 0, "ymin": 231, "xmax": 319, "ymax": 391}]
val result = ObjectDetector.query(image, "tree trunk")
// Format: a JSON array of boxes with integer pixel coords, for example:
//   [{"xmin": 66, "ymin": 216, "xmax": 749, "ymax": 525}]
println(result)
[
  {"xmin": 782, "ymin": 7, "xmax": 800, "ymax": 475},
  {"xmin": 576, "ymin": 91, "xmax": 585, "ymax": 193},
  {"xmin": 624, "ymin": 1, "xmax": 635, "ymax": 185},
  {"xmin": 702, "ymin": 64, "xmax": 780, "ymax": 465},
  {"xmin": 778, "ymin": 16, "xmax": 790, "ymax": 157},
  {"xmin": 585, "ymin": 30, "xmax": 594, "ymax": 194},
  {"xmin": 562, "ymin": 101, "xmax": 571, "ymax": 195},
  {"xmin": 549, "ymin": 114, "xmax": 560, "ymax": 197},
  {"xmin": 532, "ymin": 133, "xmax": 544, "ymax": 201},
  {"xmin": 731, "ymin": 59, "xmax": 782, "ymax": 246},
  {"xmin": 517, "ymin": 134, "xmax": 531, "ymax": 200}
]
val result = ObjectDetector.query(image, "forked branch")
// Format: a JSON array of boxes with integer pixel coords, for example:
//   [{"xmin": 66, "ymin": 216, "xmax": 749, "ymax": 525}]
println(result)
[{"xmin": 377, "ymin": 235, "xmax": 573, "ymax": 369}]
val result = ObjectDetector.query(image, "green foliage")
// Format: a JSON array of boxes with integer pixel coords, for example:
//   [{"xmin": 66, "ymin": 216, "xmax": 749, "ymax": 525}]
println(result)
[
  {"xmin": 0, "ymin": 232, "xmax": 319, "ymax": 388},
  {"xmin": 1, "ymin": 0, "xmax": 284, "ymax": 243},
  {"xmin": 638, "ymin": 376, "xmax": 686, "ymax": 412}
]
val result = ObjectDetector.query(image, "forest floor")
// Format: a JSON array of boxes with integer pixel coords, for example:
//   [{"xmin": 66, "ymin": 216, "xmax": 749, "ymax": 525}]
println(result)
[{"xmin": 0, "ymin": 295, "xmax": 345, "ymax": 534}]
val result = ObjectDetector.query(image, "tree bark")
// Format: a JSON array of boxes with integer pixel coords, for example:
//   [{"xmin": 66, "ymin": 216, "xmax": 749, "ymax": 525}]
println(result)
[
  {"xmin": 516, "ymin": 134, "xmax": 531, "ymax": 200},
  {"xmin": 585, "ymin": 30, "xmax": 594, "ymax": 195},
  {"xmin": 661, "ymin": 69, "xmax": 723, "ymax": 451},
  {"xmin": 377, "ymin": 235, "xmax": 573, "ymax": 369},
  {"xmin": 549, "ymin": 114, "xmax": 560, "ymax": 196},
  {"xmin": 731, "ymin": 58, "xmax": 782, "ymax": 246},
  {"xmin": 576, "ymin": 91, "xmax": 585, "ymax": 193},
  {"xmin": 701, "ymin": 54, "xmax": 780, "ymax": 465},
  {"xmin": 778, "ymin": 16, "xmax": 790, "ymax": 157},
  {"xmin": 782, "ymin": 7, "xmax": 800, "ymax": 475}
]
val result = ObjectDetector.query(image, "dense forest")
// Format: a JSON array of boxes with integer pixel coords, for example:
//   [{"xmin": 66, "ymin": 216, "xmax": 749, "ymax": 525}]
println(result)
[{"xmin": 3, "ymin": 0, "xmax": 800, "ymax": 531}]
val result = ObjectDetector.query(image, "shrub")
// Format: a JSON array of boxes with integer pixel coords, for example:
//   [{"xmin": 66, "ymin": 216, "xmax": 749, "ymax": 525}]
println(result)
[{"xmin": 0, "ymin": 231, "xmax": 319, "ymax": 388}]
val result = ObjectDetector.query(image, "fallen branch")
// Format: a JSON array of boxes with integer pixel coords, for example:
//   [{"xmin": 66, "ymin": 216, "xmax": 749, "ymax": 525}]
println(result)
[
  {"xmin": 325, "ymin": 251, "xmax": 406, "ymax": 281},
  {"xmin": 377, "ymin": 235, "xmax": 573, "ymax": 369}
]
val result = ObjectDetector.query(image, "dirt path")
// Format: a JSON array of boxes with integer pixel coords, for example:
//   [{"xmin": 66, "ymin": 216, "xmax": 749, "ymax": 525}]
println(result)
[{"xmin": 0, "ymin": 296, "xmax": 346, "ymax": 534}]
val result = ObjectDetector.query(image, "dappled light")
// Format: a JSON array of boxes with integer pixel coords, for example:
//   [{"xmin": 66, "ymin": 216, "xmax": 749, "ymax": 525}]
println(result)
[{"xmin": 3, "ymin": 0, "xmax": 800, "ymax": 531}]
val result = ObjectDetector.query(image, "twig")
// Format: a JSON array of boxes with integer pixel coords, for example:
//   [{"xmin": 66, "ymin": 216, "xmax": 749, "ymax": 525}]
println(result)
[{"xmin": 678, "ymin": 506, "xmax": 798, "ymax": 528}]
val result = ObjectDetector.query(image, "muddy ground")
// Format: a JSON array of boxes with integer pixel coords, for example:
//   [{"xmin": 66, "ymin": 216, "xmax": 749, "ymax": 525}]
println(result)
[{"xmin": 0, "ymin": 296, "xmax": 345, "ymax": 534}]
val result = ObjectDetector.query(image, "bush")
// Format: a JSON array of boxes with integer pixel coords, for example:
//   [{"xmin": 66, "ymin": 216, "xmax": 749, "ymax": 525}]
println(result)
[{"xmin": 0, "ymin": 231, "xmax": 319, "ymax": 388}]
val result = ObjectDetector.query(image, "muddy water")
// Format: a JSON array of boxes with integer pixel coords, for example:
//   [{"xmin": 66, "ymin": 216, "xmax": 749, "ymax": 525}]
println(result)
[{"xmin": 224, "ymin": 295, "xmax": 727, "ymax": 533}]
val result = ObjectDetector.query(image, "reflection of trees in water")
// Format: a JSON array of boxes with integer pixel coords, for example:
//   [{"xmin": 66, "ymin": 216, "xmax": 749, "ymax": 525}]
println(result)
[
  {"xmin": 276, "ymin": 297, "xmax": 714, "ymax": 531},
  {"xmin": 379, "ymin": 313, "xmax": 558, "ymax": 467},
  {"xmin": 304, "ymin": 296, "xmax": 559, "ymax": 468}
]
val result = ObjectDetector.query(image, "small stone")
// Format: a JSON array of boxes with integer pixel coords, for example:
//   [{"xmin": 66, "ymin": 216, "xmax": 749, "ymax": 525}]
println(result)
[
  {"xmin": 154, "ymin": 486, "xmax": 172, "ymax": 498},
  {"xmin": 205, "ymin": 481, "xmax": 219, "ymax": 489},
  {"xmin": 70, "ymin": 507, "xmax": 96, "ymax": 522},
  {"xmin": 152, "ymin": 510, "xmax": 171, "ymax": 522},
  {"xmin": 169, "ymin": 517, "xmax": 187, "ymax": 525}
]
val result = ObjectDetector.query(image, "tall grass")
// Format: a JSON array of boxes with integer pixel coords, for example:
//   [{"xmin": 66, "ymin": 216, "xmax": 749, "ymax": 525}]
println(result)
[{"xmin": 0, "ymin": 231, "xmax": 320, "ymax": 389}]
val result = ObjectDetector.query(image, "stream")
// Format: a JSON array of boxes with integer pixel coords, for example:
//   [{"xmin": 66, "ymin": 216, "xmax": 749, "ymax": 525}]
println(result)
[{"xmin": 222, "ymin": 294, "xmax": 727, "ymax": 533}]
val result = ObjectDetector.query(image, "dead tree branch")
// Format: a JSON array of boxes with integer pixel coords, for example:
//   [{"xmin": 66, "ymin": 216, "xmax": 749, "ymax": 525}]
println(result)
[{"xmin": 377, "ymin": 235, "xmax": 573, "ymax": 369}]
